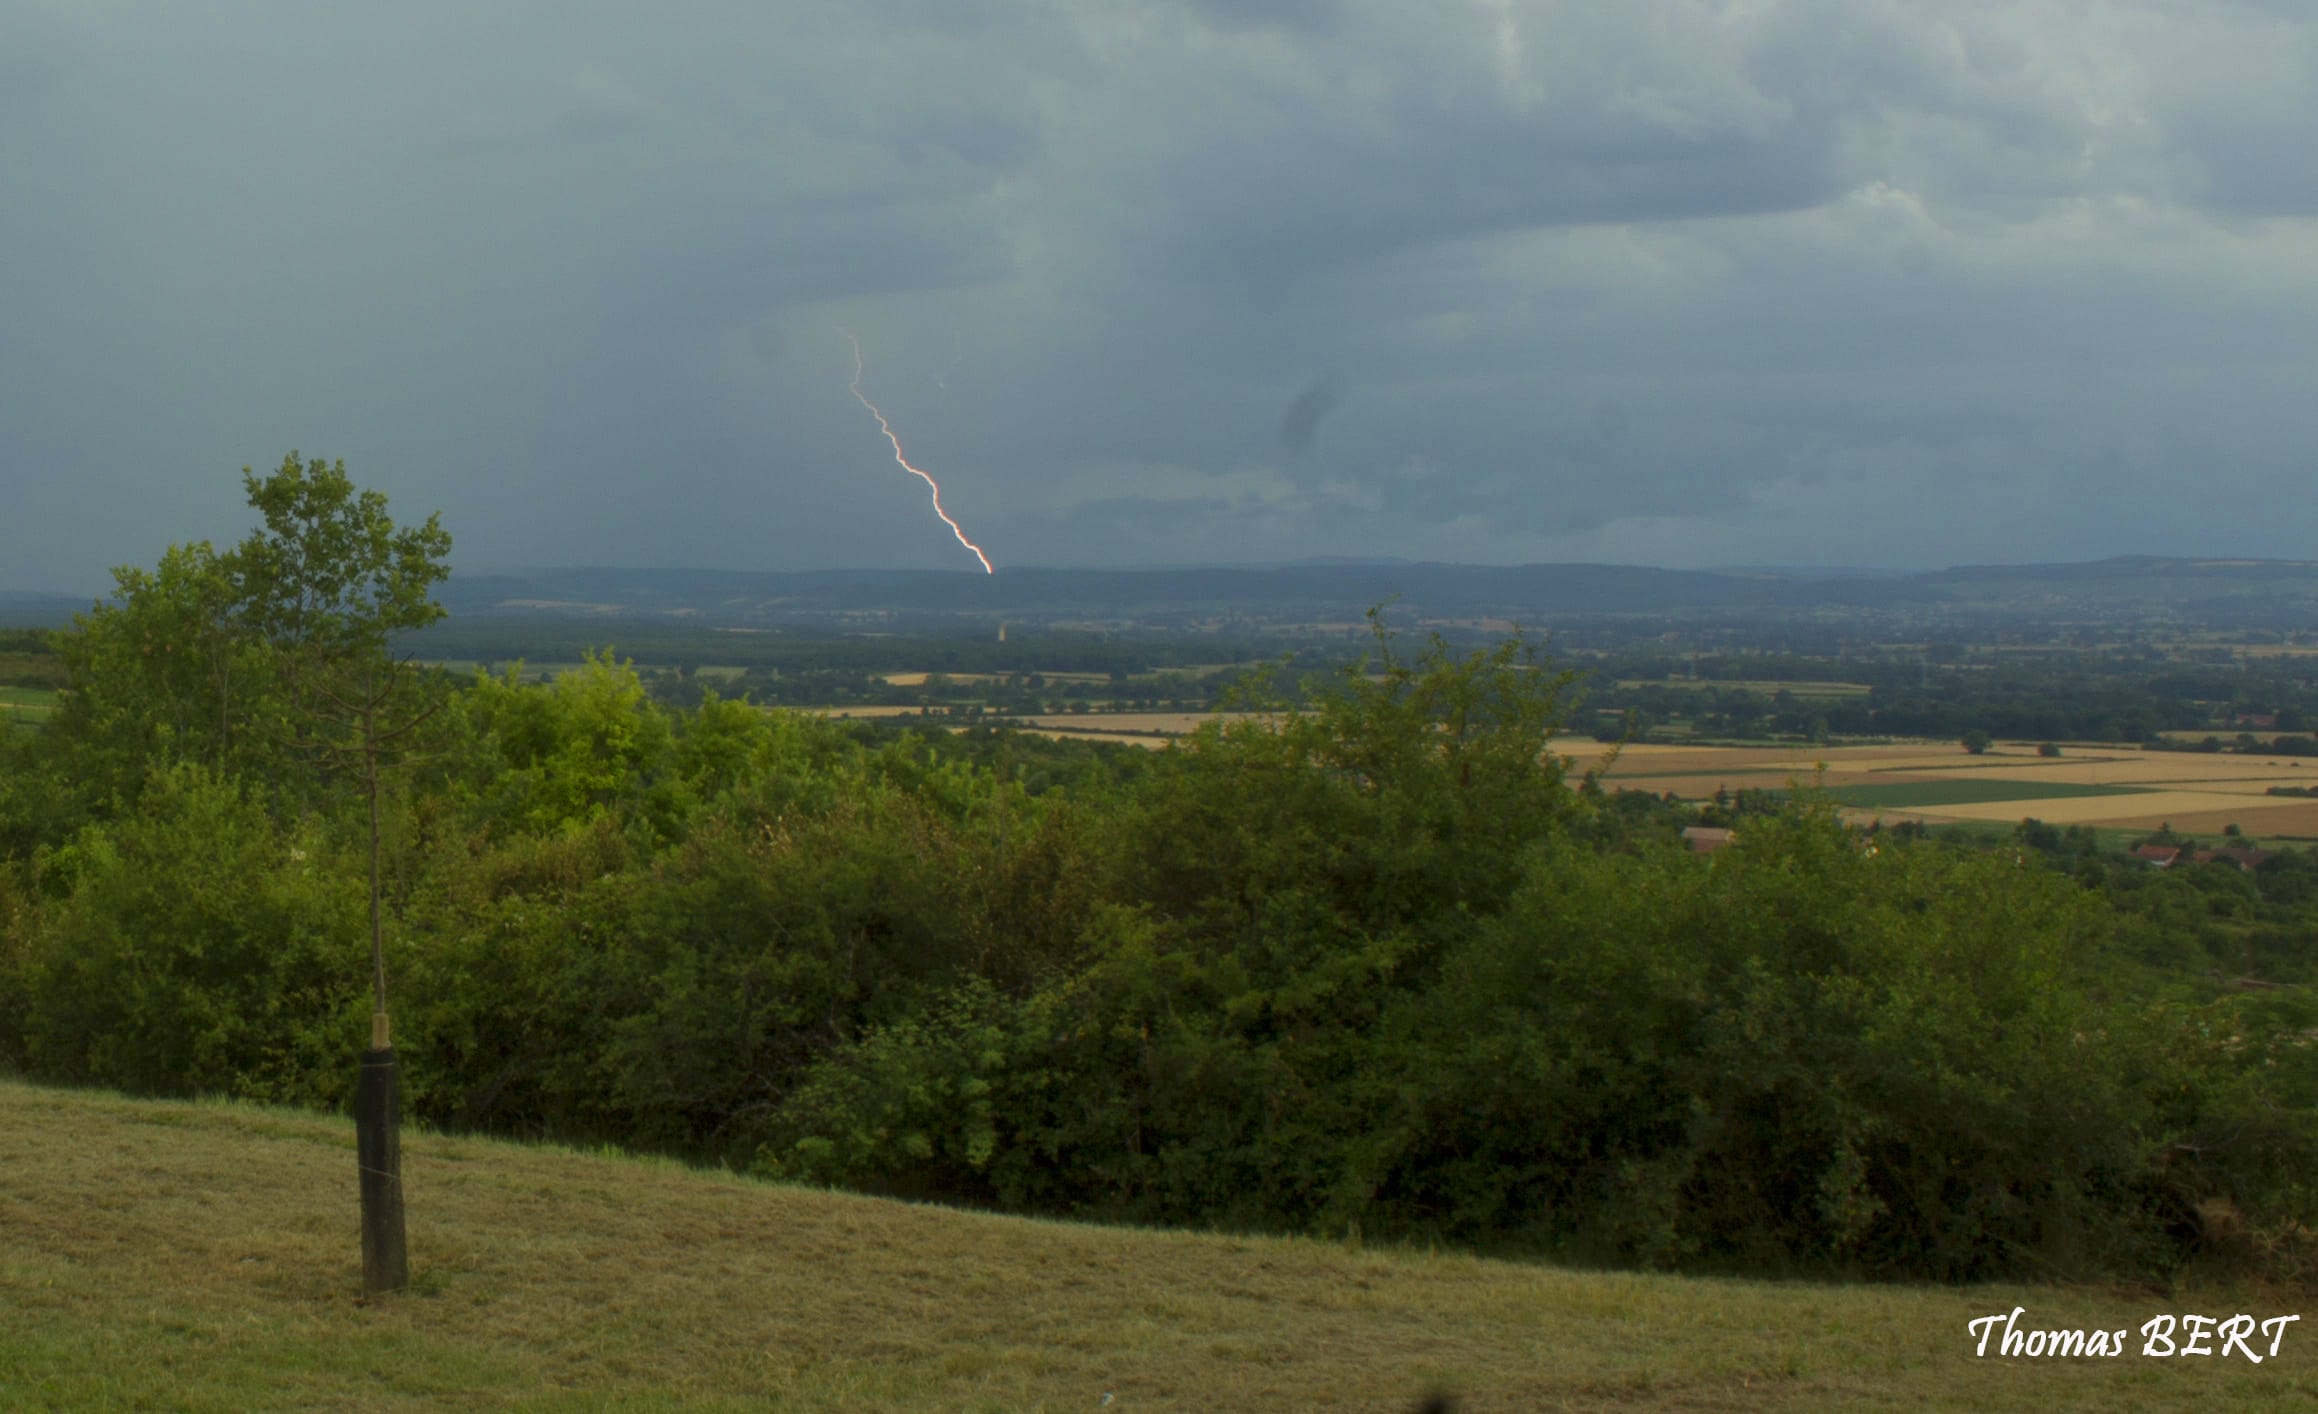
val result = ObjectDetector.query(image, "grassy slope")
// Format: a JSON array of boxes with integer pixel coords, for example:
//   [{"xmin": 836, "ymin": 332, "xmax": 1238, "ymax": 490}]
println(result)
[{"xmin": 1, "ymin": 1080, "xmax": 2309, "ymax": 1411}]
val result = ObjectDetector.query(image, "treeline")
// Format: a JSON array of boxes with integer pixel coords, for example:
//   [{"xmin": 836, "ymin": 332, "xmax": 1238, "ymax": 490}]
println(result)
[
  {"xmin": 0, "ymin": 628, "xmax": 63, "ymax": 690},
  {"xmin": 4, "ymin": 469, "xmax": 2317, "ymax": 1283},
  {"xmin": 2155, "ymin": 734, "xmax": 2318, "ymax": 759},
  {"xmin": 408, "ymin": 618, "xmax": 1303, "ymax": 680}
]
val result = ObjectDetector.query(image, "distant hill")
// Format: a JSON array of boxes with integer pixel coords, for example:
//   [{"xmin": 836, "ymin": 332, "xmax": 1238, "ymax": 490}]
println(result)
[
  {"xmin": 15, "ymin": 557, "xmax": 2318, "ymax": 634},
  {"xmin": 427, "ymin": 557, "xmax": 2318, "ymax": 633},
  {"xmin": 0, "ymin": 591, "xmax": 89, "ymax": 627}
]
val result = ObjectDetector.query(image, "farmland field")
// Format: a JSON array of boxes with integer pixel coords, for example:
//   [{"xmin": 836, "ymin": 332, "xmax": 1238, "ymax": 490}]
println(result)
[
  {"xmin": 1567, "ymin": 739, "xmax": 2318, "ymax": 838},
  {"xmin": 786, "ymin": 710, "xmax": 2318, "ymax": 839},
  {"xmin": 879, "ymin": 670, "xmax": 1113, "ymax": 686},
  {"xmin": 1819, "ymin": 780, "xmax": 2155, "ymax": 810},
  {"xmin": 0, "ymin": 686, "xmax": 57, "ymax": 727},
  {"xmin": 812, "ymin": 707, "xmax": 1268, "ymax": 747}
]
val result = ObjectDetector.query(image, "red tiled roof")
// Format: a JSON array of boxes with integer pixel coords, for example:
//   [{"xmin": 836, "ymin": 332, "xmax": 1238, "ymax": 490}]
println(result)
[{"xmin": 1681, "ymin": 826, "xmax": 1734, "ymax": 854}]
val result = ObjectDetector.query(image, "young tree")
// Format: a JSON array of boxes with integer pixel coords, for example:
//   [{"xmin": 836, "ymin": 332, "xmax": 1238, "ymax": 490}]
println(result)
[
  {"xmin": 235, "ymin": 452, "xmax": 449, "ymax": 1294},
  {"xmin": 234, "ymin": 452, "xmax": 451, "ymax": 1045}
]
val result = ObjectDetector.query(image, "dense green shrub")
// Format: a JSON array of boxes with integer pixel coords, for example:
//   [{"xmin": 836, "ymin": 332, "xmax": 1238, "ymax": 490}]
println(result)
[
  {"xmin": 3, "ymin": 763, "xmax": 367, "ymax": 1104},
  {"xmin": 1362, "ymin": 813, "xmax": 2168, "ymax": 1275}
]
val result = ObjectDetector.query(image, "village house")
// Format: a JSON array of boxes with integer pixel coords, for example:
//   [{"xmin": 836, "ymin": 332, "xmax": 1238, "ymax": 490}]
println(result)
[{"xmin": 1681, "ymin": 825, "xmax": 1734, "ymax": 855}]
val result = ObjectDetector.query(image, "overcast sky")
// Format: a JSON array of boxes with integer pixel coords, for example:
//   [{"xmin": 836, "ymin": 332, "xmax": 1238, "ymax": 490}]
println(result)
[{"xmin": 5, "ymin": 1, "xmax": 2317, "ymax": 590}]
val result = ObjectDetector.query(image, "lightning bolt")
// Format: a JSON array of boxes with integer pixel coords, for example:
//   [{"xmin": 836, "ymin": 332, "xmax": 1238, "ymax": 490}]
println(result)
[{"xmin": 841, "ymin": 330, "xmax": 995, "ymax": 575}]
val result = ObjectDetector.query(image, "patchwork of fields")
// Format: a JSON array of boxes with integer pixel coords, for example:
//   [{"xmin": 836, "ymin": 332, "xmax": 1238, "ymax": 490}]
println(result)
[
  {"xmin": 36, "ymin": 652, "xmax": 2292, "ymax": 833},
  {"xmin": 806, "ymin": 699, "xmax": 2318, "ymax": 839},
  {"xmin": 1562, "ymin": 739, "xmax": 2318, "ymax": 838}
]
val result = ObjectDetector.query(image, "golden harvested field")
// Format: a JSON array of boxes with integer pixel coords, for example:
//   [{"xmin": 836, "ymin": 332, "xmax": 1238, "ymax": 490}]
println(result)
[
  {"xmin": 1017, "ymin": 712, "xmax": 1261, "ymax": 735},
  {"xmin": 1915, "ymin": 792, "xmax": 2293, "ymax": 828},
  {"xmin": 878, "ymin": 672, "xmax": 1113, "ymax": 686},
  {"xmin": 1019, "ymin": 729, "xmax": 1172, "ymax": 749},
  {"xmin": 1012, "ymin": 713, "xmax": 1277, "ymax": 749},
  {"xmin": 4, "ymin": 1079, "xmax": 2311, "ymax": 1411},
  {"xmin": 1572, "ymin": 740, "xmax": 2318, "ymax": 836}
]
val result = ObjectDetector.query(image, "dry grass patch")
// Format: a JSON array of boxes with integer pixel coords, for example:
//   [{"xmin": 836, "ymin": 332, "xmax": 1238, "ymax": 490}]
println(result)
[
  {"xmin": 878, "ymin": 673, "xmax": 1116, "ymax": 687},
  {"xmin": 2, "ymin": 1080, "xmax": 2312, "ymax": 1410},
  {"xmin": 1013, "ymin": 712, "xmax": 1263, "ymax": 735},
  {"xmin": 1020, "ymin": 729, "xmax": 1173, "ymax": 749}
]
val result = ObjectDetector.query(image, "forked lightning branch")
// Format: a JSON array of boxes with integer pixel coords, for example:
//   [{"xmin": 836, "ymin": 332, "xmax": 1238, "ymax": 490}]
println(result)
[{"xmin": 841, "ymin": 330, "xmax": 995, "ymax": 574}]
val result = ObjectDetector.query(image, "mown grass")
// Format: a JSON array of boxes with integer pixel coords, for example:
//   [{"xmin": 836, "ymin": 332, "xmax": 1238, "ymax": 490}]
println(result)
[{"xmin": 1, "ymin": 1077, "xmax": 2309, "ymax": 1410}]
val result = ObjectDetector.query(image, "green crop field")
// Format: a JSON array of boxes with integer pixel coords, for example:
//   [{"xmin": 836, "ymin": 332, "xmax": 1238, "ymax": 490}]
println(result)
[
  {"xmin": 1821, "ymin": 780, "xmax": 2156, "ymax": 810},
  {"xmin": 0, "ymin": 686, "xmax": 58, "ymax": 729}
]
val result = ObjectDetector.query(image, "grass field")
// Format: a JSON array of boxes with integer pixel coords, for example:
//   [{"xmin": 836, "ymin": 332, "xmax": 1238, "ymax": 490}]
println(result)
[
  {"xmin": 1, "ymin": 1079, "xmax": 2309, "ymax": 1410},
  {"xmin": 0, "ymin": 685, "xmax": 58, "ymax": 730}
]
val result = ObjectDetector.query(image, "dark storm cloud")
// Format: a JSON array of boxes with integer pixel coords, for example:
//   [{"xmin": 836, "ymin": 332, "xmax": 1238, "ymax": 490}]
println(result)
[
  {"xmin": 1179, "ymin": 0, "xmax": 1342, "ymax": 35},
  {"xmin": 5, "ymin": 0, "xmax": 2318, "ymax": 589},
  {"xmin": 1279, "ymin": 375, "xmax": 1341, "ymax": 456}
]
